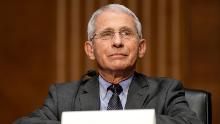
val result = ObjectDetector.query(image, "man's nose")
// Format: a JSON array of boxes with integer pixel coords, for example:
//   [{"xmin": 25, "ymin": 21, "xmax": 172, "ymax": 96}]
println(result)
[{"xmin": 112, "ymin": 33, "xmax": 124, "ymax": 48}]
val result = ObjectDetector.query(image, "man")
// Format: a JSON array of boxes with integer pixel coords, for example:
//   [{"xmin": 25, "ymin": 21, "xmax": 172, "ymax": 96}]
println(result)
[{"xmin": 14, "ymin": 4, "xmax": 202, "ymax": 124}]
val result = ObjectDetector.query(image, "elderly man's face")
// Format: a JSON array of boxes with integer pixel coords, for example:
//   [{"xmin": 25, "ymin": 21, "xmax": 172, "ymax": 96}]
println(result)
[{"xmin": 85, "ymin": 10, "xmax": 146, "ymax": 72}]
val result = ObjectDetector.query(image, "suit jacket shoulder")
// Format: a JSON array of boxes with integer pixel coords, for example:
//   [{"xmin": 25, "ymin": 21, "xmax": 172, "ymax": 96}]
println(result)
[{"xmin": 126, "ymin": 72, "xmax": 183, "ymax": 110}]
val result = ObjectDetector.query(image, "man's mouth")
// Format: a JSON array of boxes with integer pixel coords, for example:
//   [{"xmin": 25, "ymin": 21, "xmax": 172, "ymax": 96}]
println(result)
[{"xmin": 109, "ymin": 53, "xmax": 128, "ymax": 59}]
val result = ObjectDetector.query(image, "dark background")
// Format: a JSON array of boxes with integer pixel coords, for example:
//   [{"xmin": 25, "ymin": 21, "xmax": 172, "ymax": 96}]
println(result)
[{"xmin": 0, "ymin": 0, "xmax": 219, "ymax": 124}]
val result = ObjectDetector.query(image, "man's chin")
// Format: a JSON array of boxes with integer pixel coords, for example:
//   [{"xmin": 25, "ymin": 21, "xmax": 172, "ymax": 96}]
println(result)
[{"xmin": 107, "ymin": 65, "xmax": 134, "ymax": 72}]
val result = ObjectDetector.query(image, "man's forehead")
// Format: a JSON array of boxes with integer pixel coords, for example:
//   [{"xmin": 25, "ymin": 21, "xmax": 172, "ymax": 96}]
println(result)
[
  {"xmin": 96, "ymin": 9, "xmax": 134, "ymax": 22},
  {"xmin": 94, "ymin": 10, "xmax": 135, "ymax": 31}
]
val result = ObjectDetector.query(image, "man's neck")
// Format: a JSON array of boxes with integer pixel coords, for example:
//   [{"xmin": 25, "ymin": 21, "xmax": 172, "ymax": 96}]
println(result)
[{"xmin": 98, "ymin": 69, "xmax": 134, "ymax": 84}]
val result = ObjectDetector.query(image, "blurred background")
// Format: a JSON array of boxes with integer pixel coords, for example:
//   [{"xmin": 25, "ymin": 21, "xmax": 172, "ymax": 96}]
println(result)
[{"xmin": 0, "ymin": 0, "xmax": 219, "ymax": 123}]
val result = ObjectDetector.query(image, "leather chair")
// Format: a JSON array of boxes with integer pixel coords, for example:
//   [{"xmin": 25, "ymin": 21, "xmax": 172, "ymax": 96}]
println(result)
[{"xmin": 185, "ymin": 89, "xmax": 212, "ymax": 124}]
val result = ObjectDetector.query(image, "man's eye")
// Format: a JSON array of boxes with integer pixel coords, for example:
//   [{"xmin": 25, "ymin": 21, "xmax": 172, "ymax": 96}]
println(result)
[
  {"xmin": 121, "ymin": 31, "xmax": 132, "ymax": 36},
  {"xmin": 100, "ymin": 31, "xmax": 113, "ymax": 37}
]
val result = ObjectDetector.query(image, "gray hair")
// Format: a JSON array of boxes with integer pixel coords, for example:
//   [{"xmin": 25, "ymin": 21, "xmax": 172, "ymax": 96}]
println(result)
[{"xmin": 87, "ymin": 4, "xmax": 142, "ymax": 41}]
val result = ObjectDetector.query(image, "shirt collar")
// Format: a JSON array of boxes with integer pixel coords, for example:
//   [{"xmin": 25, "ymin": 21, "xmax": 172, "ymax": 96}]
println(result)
[{"xmin": 99, "ymin": 75, "xmax": 133, "ymax": 99}]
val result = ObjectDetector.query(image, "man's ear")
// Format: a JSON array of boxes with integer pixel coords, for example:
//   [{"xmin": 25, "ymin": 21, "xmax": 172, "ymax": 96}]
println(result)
[
  {"xmin": 138, "ymin": 39, "xmax": 147, "ymax": 58},
  {"xmin": 84, "ymin": 41, "xmax": 95, "ymax": 60}
]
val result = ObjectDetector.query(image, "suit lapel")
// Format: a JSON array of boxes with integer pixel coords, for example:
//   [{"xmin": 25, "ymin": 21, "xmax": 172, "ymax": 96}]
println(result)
[
  {"xmin": 79, "ymin": 76, "xmax": 100, "ymax": 110},
  {"xmin": 77, "ymin": 72, "xmax": 150, "ymax": 110},
  {"xmin": 125, "ymin": 72, "xmax": 150, "ymax": 109}
]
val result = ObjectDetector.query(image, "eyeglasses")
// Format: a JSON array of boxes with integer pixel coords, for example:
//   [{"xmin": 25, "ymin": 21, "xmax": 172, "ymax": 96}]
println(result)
[{"xmin": 91, "ymin": 29, "xmax": 137, "ymax": 41}]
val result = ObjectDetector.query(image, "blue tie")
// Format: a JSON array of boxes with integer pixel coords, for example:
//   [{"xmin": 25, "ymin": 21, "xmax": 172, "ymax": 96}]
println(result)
[{"xmin": 107, "ymin": 84, "xmax": 123, "ymax": 110}]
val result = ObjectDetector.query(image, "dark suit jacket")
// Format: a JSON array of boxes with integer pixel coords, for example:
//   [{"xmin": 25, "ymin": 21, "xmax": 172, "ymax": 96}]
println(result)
[{"xmin": 14, "ymin": 72, "xmax": 203, "ymax": 124}]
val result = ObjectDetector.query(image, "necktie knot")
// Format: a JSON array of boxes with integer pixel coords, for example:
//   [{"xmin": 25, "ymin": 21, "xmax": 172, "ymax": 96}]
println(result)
[{"xmin": 107, "ymin": 84, "xmax": 123, "ymax": 95}]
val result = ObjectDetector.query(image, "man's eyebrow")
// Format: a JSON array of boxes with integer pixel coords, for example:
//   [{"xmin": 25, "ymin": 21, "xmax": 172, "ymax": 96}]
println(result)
[
  {"xmin": 101, "ymin": 28, "xmax": 114, "ymax": 32},
  {"xmin": 99, "ymin": 26, "xmax": 133, "ymax": 32},
  {"xmin": 119, "ymin": 26, "xmax": 133, "ymax": 31}
]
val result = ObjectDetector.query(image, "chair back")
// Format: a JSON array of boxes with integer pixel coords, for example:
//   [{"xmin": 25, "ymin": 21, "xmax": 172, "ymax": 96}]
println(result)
[{"xmin": 185, "ymin": 89, "xmax": 212, "ymax": 124}]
